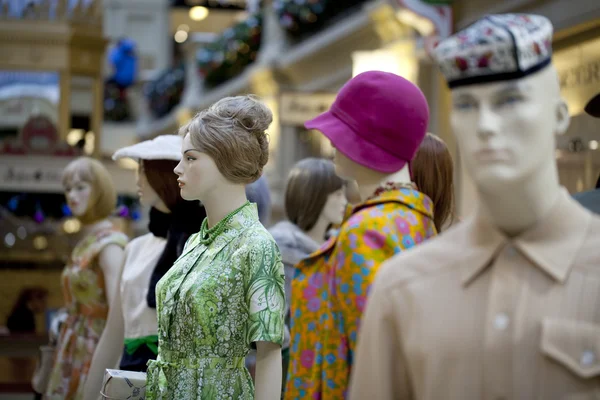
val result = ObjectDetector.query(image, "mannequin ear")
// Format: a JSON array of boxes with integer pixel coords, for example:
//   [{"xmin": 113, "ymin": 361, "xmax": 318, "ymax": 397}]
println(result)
[{"xmin": 555, "ymin": 99, "xmax": 570, "ymax": 136}]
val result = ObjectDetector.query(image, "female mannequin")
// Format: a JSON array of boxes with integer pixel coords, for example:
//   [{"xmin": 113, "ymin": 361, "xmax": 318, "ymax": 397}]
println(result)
[
  {"xmin": 269, "ymin": 157, "xmax": 346, "ymax": 393},
  {"xmin": 83, "ymin": 135, "xmax": 206, "ymax": 399},
  {"xmin": 146, "ymin": 95, "xmax": 285, "ymax": 399},
  {"xmin": 286, "ymin": 71, "xmax": 436, "ymax": 399},
  {"xmin": 411, "ymin": 133, "xmax": 455, "ymax": 232},
  {"xmin": 45, "ymin": 157, "xmax": 128, "ymax": 400}
]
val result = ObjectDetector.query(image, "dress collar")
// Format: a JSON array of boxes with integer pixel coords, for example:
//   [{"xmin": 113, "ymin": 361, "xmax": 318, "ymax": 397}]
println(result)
[{"xmin": 460, "ymin": 188, "xmax": 592, "ymax": 286}]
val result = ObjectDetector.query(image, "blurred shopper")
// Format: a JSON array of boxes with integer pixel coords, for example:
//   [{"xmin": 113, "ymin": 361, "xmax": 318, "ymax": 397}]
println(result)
[
  {"xmin": 6, "ymin": 287, "xmax": 48, "ymax": 334},
  {"xmin": 573, "ymin": 93, "xmax": 600, "ymax": 213},
  {"xmin": 83, "ymin": 135, "xmax": 206, "ymax": 399},
  {"xmin": 411, "ymin": 133, "xmax": 455, "ymax": 232},
  {"xmin": 246, "ymin": 174, "xmax": 272, "ymax": 226},
  {"xmin": 269, "ymin": 158, "xmax": 346, "ymax": 396}
]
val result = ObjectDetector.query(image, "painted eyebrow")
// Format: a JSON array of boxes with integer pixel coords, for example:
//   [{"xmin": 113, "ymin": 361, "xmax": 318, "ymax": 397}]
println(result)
[
  {"xmin": 183, "ymin": 149, "xmax": 198, "ymax": 154},
  {"xmin": 495, "ymin": 83, "xmax": 531, "ymax": 95}
]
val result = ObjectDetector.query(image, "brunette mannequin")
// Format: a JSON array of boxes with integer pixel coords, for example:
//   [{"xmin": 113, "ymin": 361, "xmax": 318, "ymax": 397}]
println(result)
[
  {"xmin": 145, "ymin": 95, "xmax": 285, "ymax": 400},
  {"xmin": 350, "ymin": 14, "xmax": 600, "ymax": 400},
  {"xmin": 45, "ymin": 157, "xmax": 127, "ymax": 400}
]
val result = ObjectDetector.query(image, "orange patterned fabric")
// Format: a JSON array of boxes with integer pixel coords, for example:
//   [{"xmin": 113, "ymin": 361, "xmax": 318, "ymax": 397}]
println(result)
[
  {"xmin": 45, "ymin": 227, "xmax": 127, "ymax": 400},
  {"xmin": 285, "ymin": 187, "xmax": 436, "ymax": 400}
]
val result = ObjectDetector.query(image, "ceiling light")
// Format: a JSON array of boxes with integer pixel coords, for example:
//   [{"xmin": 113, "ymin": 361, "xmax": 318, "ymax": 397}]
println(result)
[
  {"xmin": 17, "ymin": 226, "xmax": 27, "ymax": 239},
  {"xmin": 174, "ymin": 30, "xmax": 189, "ymax": 43},
  {"xmin": 4, "ymin": 233, "xmax": 15, "ymax": 247},
  {"xmin": 63, "ymin": 218, "xmax": 82, "ymax": 234},
  {"xmin": 189, "ymin": 6, "xmax": 209, "ymax": 21},
  {"xmin": 589, "ymin": 140, "xmax": 599, "ymax": 150},
  {"xmin": 33, "ymin": 236, "xmax": 48, "ymax": 250}
]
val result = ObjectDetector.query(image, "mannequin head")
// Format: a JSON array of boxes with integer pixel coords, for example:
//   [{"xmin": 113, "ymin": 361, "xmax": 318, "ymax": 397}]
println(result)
[
  {"xmin": 305, "ymin": 71, "xmax": 428, "ymax": 184},
  {"xmin": 434, "ymin": 14, "xmax": 568, "ymax": 193},
  {"xmin": 138, "ymin": 159, "xmax": 182, "ymax": 212},
  {"xmin": 450, "ymin": 67, "xmax": 569, "ymax": 191},
  {"xmin": 285, "ymin": 158, "xmax": 346, "ymax": 232},
  {"xmin": 175, "ymin": 95, "xmax": 272, "ymax": 202},
  {"xmin": 62, "ymin": 157, "xmax": 117, "ymax": 225},
  {"xmin": 411, "ymin": 133, "xmax": 455, "ymax": 231}
]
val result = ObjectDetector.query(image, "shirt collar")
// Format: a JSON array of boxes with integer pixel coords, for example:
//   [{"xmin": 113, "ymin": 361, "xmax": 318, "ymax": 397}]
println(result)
[{"xmin": 461, "ymin": 189, "xmax": 593, "ymax": 286}]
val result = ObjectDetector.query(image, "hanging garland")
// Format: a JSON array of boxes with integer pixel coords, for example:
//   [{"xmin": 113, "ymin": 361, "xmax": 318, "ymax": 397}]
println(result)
[
  {"xmin": 274, "ymin": 0, "xmax": 369, "ymax": 37},
  {"xmin": 196, "ymin": 14, "xmax": 263, "ymax": 89},
  {"xmin": 144, "ymin": 63, "xmax": 186, "ymax": 120}
]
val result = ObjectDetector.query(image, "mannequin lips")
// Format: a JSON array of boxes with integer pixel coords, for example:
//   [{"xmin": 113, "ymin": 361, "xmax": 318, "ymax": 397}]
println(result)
[
  {"xmin": 177, "ymin": 180, "xmax": 185, "ymax": 188},
  {"xmin": 475, "ymin": 148, "xmax": 510, "ymax": 163}
]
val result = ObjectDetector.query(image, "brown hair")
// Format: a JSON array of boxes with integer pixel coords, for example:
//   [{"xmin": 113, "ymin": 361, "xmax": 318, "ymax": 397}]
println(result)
[
  {"xmin": 411, "ymin": 133, "xmax": 455, "ymax": 232},
  {"xmin": 180, "ymin": 95, "xmax": 272, "ymax": 184},
  {"xmin": 285, "ymin": 158, "xmax": 345, "ymax": 231},
  {"xmin": 143, "ymin": 159, "xmax": 182, "ymax": 211},
  {"xmin": 62, "ymin": 157, "xmax": 117, "ymax": 224}
]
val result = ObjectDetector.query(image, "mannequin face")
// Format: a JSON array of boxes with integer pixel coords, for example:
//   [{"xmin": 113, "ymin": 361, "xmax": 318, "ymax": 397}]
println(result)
[
  {"xmin": 136, "ymin": 161, "xmax": 161, "ymax": 208},
  {"xmin": 320, "ymin": 188, "xmax": 346, "ymax": 225},
  {"xmin": 332, "ymin": 148, "xmax": 356, "ymax": 180},
  {"xmin": 174, "ymin": 133, "xmax": 224, "ymax": 201},
  {"xmin": 64, "ymin": 174, "xmax": 92, "ymax": 217},
  {"xmin": 450, "ymin": 67, "xmax": 569, "ymax": 190}
]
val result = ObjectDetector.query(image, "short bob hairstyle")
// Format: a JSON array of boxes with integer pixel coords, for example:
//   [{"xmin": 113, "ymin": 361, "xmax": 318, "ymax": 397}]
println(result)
[
  {"xmin": 179, "ymin": 95, "xmax": 272, "ymax": 185},
  {"xmin": 143, "ymin": 159, "xmax": 183, "ymax": 212},
  {"xmin": 411, "ymin": 133, "xmax": 455, "ymax": 232},
  {"xmin": 62, "ymin": 157, "xmax": 117, "ymax": 224},
  {"xmin": 285, "ymin": 158, "xmax": 345, "ymax": 232}
]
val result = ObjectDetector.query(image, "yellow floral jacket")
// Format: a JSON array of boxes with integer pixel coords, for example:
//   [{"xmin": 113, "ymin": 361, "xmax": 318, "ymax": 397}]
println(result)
[{"xmin": 285, "ymin": 186, "xmax": 436, "ymax": 400}]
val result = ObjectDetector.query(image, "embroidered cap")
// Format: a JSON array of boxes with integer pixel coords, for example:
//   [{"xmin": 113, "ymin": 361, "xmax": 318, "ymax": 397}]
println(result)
[
  {"xmin": 433, "ymin": 13, "xmax": 553, "ymax": 89},
  {"xmin": 112, "ymin": 134, "xmax": 182, "ymax": 161}
]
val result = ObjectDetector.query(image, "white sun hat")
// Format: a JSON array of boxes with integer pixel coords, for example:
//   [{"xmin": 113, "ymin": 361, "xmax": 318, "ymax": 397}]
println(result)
[{"xmin": 112, "ymin": 134, "xmax": 182, "ymax": 161}]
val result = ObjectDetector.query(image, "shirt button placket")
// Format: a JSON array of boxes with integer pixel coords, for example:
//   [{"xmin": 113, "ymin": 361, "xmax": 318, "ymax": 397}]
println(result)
[{"xmin": 483, "ymin": 244, "xmax": 521, "ymax": 400}]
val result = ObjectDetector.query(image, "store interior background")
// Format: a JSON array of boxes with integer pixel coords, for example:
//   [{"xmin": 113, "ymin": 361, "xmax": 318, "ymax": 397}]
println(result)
[{"xmin": 0, "ymin": 0, "xmax": 599, "ymax": 396}]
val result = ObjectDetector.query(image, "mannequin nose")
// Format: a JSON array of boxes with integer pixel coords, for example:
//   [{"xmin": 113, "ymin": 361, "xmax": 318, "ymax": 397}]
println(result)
[
  {"xmin": 476, "ymin": 107, "xmax": 497, "ymax": 140},
  {"xmin": 174, "ymin": 160, "xmax": 183, "ymax": 176}
]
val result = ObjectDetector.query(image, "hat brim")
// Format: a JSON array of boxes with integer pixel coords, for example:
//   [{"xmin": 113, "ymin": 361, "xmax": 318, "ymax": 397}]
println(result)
[
  {"xmin": 112, "ymin": 140, "xmax": 181, "ymax": 161},
  {"xmin": 305, "ymin": 111, "xmax": 407, "ymax": 174},
  {"xmin": 585, "ymin": 93, "xmax": 600, "ymax": 118}
]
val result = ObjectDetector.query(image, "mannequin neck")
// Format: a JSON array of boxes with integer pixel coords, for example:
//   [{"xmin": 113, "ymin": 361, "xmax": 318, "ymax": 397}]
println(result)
[
  {"xmin": 356, "ymin": 165, "xmax": 412, "ymax": 202},
  {"xmin": 153, "ymin": 199, "xmax": 171, "ymax": 214},
  {"xmin": 81, "ymin": 218, "xmax": 112, "ymax": 236},
  {"xmin": 305, "ymin": 215, "xmax": 330, "ymax": 244},
  {"xmin": 477, "ymin": 161, "xmax": 561, "ymax": 237},
  {"xmin": 202, "ymin": 184, "xmax": 248, "ymax": 229}
]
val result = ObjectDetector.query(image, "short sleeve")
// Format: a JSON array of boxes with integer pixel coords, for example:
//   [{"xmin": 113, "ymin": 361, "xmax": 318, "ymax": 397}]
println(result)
[{"xmin": 245, "ymin": 236, "xmax": 286, "ymax": 346}]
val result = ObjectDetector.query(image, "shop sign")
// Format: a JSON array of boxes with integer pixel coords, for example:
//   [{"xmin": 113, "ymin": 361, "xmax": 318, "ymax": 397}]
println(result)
[
  {"xmin": 554, "ymin": 36, "xmax": 600, "ymax": 116},
  {"xmin": 280, "ymin": 92, "xmax": 336, "ymax": 126},
  {"xmin": 0, "ymin": 156, "xmax": 66, "ymax": 193}
]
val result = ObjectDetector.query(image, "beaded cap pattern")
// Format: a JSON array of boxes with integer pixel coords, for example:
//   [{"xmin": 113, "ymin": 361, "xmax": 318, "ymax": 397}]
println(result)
[{"xmin": 433, "ymin": 13, "xmax": 553, "ymax": 88}]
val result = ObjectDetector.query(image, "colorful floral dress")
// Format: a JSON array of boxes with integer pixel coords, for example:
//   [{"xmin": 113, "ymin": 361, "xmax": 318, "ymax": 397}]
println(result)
[
  {"xmin": 285, "ymin": 185, "xmax": 437, "ymax": 400},
  {"xmin": 45, "ymin": 227, "xmax": 128, "ymax": 400},
  {"xmin": 146, "ymin": 202, "xmax": 286, "ymax": 400}
]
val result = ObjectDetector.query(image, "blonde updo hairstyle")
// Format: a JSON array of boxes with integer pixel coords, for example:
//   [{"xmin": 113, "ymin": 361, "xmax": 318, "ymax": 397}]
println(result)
[
  {"xmin": 62, "ymin": 157, "xmax": 117, "ymax": 225},
  {"xmin": 180, "ymin": 95, "xmax": 272, "ymax": 184}
]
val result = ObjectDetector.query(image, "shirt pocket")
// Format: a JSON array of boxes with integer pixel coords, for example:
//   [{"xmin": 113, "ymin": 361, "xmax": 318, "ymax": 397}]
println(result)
[{"xmin": 541, "ymin": 318, "xmax": 600, "ymax": 399}]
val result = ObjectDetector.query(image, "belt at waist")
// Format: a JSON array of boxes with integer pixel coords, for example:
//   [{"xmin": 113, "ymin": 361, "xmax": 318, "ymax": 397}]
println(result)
[
  {"xmin": 124, "ymin": 335, "xmax": 158, "ymax": 356},
  {"xmin": 150, "ymin": 348, "xmax": 246, "ymax": 370}
]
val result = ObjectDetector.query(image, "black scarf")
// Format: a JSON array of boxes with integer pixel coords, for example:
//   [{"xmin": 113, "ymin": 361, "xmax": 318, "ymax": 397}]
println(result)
[{"xmin": 146, "ymin": 200, "xmax": 206, "ymax": 308}]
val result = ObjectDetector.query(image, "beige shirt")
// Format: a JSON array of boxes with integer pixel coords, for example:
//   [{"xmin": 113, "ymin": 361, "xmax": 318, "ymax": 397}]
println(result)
[
  {"xmin": 349, "ymin": 190, "xmax": 600, "ymax": 400},
  {"xmin": 120, "ymin": 233, "xmax": 166, "ymax": 338}
]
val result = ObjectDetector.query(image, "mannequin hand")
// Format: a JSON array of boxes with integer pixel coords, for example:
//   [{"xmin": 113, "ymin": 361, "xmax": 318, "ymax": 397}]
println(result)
[{"xmin": 254, "ymin": 341, "xmax": 282, "ymax": 400}]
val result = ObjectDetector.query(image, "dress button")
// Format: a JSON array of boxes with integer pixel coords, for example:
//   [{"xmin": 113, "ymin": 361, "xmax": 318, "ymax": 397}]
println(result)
[
  {"xmin": 493, "ymin": 313, "xmax": 510, "ymax": 330},
  {"xmin": 580, "ymin": 350, "xmax": 596, "ymax": 367}
]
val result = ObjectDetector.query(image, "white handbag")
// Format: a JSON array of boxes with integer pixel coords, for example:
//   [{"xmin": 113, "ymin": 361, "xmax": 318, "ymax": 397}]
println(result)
[{"xmin": 31, "ymin": 345, "xmax": 55, "ymax": 394}]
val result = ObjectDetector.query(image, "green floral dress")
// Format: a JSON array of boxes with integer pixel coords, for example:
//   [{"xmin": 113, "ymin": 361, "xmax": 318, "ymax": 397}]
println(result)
[{"xmin": 146, "ymin": 202, "xmax": 285, "ymax": 399}]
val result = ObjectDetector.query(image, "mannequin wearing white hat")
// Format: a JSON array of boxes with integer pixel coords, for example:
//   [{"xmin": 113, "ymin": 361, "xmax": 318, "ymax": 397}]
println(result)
[{"xmin": 83, "ymin": 135, "xmax": 206, "ymax": 400}]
